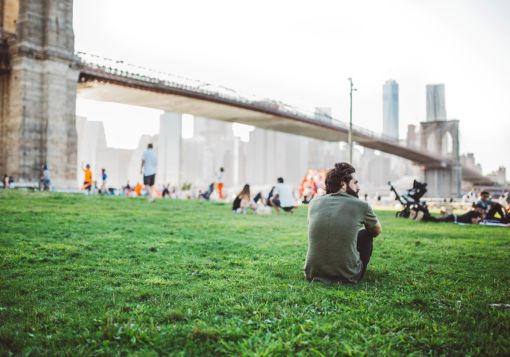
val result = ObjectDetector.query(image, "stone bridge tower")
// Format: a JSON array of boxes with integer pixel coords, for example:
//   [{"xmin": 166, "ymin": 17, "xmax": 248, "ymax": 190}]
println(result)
[
  {"xmin": 0, "ymin": 0, "xmax": 78, "ymax": 187},
  {"xmin": 420, "ymin": 120, "xmax": 462, "ymax": 198}
]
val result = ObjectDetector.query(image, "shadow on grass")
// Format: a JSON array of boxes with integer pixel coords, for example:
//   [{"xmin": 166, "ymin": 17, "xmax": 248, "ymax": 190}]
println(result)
[{"xmin": 362, "ymin": 269, "xmax": 391, "ymax": 283}]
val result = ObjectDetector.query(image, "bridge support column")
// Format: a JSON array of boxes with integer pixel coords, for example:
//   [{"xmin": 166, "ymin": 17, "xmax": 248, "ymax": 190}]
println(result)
[
  {"xmin": 157, "ymin": 112, "xmax": 181, "ymax": 186},
  {"xmin": 421, "ymin": 119, "xmax": 462, "ymax": 198},
  {"xmin": 424, "ymin": 164, "xmax": 462, "ymax": 199},
  {"xmin": 0, "ymin": 0, "xmax": 78, "ymax": 188}
]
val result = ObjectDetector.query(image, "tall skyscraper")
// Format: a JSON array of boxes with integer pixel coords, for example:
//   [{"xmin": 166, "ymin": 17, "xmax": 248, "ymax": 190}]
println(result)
[
  {"xmin": 406, "ymin": 124, "xmax": 418, "ymax": 148},
  {"xmin": 382, "ymin": 79, "xmax": 399, "ymax": 139},
  {"xmin": 426, "ymin": 84, "xmax": 447, "ymax": 121}
]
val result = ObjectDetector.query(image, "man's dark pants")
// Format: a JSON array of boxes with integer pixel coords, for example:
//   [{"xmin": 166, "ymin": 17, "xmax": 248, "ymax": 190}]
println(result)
[{"xmin": 357, "ymin": 229, "xmax": 374, "ymax": 280}]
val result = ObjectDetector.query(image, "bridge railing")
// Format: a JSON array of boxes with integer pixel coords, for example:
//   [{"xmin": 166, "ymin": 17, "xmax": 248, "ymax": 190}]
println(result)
[{"xmin": 76, "ymin": 52, "xmax": 409, "ymax": 149}]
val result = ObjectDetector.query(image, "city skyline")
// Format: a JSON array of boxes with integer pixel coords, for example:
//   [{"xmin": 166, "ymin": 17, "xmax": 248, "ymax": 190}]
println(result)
[
  {"xmin": 74, "ymin": 0, "xmax": 510, "ymax": 174},
  {"xmin": 76, "ymin": 113, "xmax": 420, "ymax": 195}
]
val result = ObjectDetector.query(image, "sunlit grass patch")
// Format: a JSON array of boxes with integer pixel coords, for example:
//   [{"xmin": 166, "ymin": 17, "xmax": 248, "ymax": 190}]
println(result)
[{"xmin": 0, "ymin": 191, "xmax": 509, "ymax": 355}]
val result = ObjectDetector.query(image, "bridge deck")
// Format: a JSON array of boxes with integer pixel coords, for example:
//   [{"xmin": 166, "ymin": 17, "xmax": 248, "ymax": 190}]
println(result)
[
  {"xmin": 78, "ymin": 66, "xmax": 450, "ymax": 168},
  {"xmin": 77, "ymin": 63, "xmax": 495, "ymax": 185}
]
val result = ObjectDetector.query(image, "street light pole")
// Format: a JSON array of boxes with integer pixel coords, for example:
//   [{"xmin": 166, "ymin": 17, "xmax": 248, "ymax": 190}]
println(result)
[{"xmin": 348, "ymin": 78, "xmax": 356, "ymax": 164}]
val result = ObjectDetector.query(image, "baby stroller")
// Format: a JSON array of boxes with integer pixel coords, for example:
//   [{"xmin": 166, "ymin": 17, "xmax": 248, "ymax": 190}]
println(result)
[{"xmin": 388, "ymin": 180, "xmax": 433, "ymax": 220}]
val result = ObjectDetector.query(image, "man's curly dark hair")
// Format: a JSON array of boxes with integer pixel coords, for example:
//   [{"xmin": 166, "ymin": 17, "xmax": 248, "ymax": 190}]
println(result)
[{"xmin": 325, "ymin": 162, "xmax": 356, "ymax": 194}]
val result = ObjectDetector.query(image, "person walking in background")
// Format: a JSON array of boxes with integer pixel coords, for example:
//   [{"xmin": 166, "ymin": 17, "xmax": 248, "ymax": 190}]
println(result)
[
  {"xmin": 40, "ymin": 164, "xmax": 51, "ymax": 191},
  {"xmin": 2, "ymin": 174, "xmax": 10, "ymax": 189},
  {"xmin": 80, "ymin": 163, "xmax": 93, "ymax": 193},
  {"xmin": 216, "ymin": 167, "xmax": 225, "ymax": 200},
  {"xmin": 134, "ymin": 182, "xmax": 143, "ymax": 197},
  {"xmin": 304, "ymin": 162, "xmax": 382, "ymax": 284},
  {"xmin": 99, "ymin": 168, "xmax": 108, "ymax": 194},
  {"xmin": 141, "ymin": 143, "xmax": 158, "ymax": 202}
]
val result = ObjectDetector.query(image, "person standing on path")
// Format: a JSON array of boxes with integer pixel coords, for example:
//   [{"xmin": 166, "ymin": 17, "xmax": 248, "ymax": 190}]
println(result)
[
  {"xmin": 40, "ymin": 164, "xmax": 51, "ymax": 191},
  {"xmin": 216, "ymin": 167, "xmax": 225, "ymax": 200},
  {"xmin": 99, "ymin": 168, "xmax": 108, "ymax": 194},
  {"xmin": 140, "ymin": 143, "xmax": 158, "ymax": 202},
  {"xmin": 80, "ymin": 163, "xmax": 93, "ymax": 193}
]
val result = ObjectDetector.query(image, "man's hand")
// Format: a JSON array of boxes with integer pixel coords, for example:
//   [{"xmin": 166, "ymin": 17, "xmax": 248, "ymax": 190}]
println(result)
[{"xmin": 369, "ymin": 223, "xmax": 382, "ymax": 237}]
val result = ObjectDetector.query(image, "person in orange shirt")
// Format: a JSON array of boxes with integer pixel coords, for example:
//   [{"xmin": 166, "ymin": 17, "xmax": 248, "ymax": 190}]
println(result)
[
  {"xmin": 80, "ymin": 164, "xmax": 93, "ymax": 193},
  {"xmin": 134, "ymin": 182, "xmax": 143, "ymax": 197}
]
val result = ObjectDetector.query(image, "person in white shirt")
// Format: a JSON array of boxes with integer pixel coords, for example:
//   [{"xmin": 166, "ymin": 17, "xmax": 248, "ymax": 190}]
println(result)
[
  {"xmin": 140, "ymin": 143, "xmax": 158, "ymax": 202},
  {"xmin": 270, "ymin": 177, "xmax": 296, "ymax": 214}
]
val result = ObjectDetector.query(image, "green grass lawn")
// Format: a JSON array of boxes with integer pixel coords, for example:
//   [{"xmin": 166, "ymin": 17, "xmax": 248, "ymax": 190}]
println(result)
[{"xmin": 1, "ymin": 191, "xmax": 509, "ymax": 356}]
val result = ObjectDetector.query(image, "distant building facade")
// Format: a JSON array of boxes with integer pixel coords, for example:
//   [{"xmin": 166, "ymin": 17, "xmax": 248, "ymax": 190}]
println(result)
[
  {"xmin": 76, "ymin": 114, "xmax": 426, "ymax": 197},
  {"xmin": 76, "ymin": 116, "xmax": 139, "ymax": 189},
  {"xmin": 460, "ymin": 153, "xmax": 482, "ymax": 174},
  {"xmin": 487, "ymin": 166, "xmax": 507, "ymax": 185},
  {"xmin": 382, "ymin": 79, "xmax": 399, "ymax": 139},
  {"xmin": 406, "ymin": 124, "xmax": 419, "ymax": 148}
]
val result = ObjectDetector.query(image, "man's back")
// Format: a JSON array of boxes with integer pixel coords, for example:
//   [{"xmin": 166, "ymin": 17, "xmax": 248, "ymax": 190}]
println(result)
[{"xmin": 304, "ymin": 192, "xmax": 378, "ymax": 283}]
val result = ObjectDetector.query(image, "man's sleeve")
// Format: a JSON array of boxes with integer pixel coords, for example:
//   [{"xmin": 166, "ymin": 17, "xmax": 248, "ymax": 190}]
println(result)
[{"xmin": 363, "ymin": 204, "xmax": 379, "ymax": 231}]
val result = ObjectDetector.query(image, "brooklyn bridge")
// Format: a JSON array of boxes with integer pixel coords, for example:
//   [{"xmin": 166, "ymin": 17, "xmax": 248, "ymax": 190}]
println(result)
[{"xmin": 0, "ymin": 0, "xmax": 495, "ymax": 197}]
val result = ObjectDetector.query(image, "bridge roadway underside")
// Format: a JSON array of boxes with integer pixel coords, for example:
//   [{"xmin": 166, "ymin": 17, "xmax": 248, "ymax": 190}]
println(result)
[
  {"xmin": 77, "ymin": 78, "xmax": 493, "ymax": 185},
  {"xmin": 78, "ymin": 82, "xmax": 349, "ymax": 141},
  {"xmin": 77, "ymin": 80, "xmax": 438, "ymax": 165}
]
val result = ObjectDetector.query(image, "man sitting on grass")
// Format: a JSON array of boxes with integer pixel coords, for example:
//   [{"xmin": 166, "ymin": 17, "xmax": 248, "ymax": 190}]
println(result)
[
  {"xmin": 270, "ymin": 177, "xmax": 297, "ymax": 214},
  {"xmin": 304, "ymin": 162, "xmax": 382, "ymax": 284},
  {"xmin": 477, "ymin": 191, "xmax": 508, "ymax": 222}
]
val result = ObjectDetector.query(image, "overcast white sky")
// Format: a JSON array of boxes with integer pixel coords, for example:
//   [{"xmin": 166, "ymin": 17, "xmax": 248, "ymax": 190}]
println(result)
[{"xmin": 74, "ymin": 0, "xmax": 510, "ymax": 174}]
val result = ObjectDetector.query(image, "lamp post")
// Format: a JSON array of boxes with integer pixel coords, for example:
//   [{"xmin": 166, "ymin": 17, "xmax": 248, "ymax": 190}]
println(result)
[{"xmin": 348, "ymin": 77, "xmax": 357, "ymax": 164}]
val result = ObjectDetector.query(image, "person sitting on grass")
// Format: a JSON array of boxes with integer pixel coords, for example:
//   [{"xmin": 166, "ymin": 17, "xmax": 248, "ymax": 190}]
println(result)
[
  {"xmin": 430, "ymin": 202, "xmax": 486, "ymax": 224},
  {"xmin": 270, "ymin": 177, "xmax": 297, "ymax": 214},
  {"xmin": 304, "ymin": 162, "xmax": 382, "ymax": 284},
  {"xmin": 232, "ymin": 184, "xmax": 257, "ymax": 214},
  {"xmin": 477, "ymin": 191, "xmax": 507, "ymax": 222},
  {"xmin": 122, "ymin": 181, "xmax": 132, "ymax": 196},
  {"xmin": 162, "ymin": 184, "xmax": 171, "ymax": 198},
  {"xmin": 199, "ymin": 182, "xmax": 215, "ymax": 200}
]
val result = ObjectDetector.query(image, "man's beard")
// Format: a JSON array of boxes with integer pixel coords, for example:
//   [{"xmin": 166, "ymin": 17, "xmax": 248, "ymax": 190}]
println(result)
[{"xmin": 346, "ymin": 186, "xmax": 359, "ymax": 198}]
